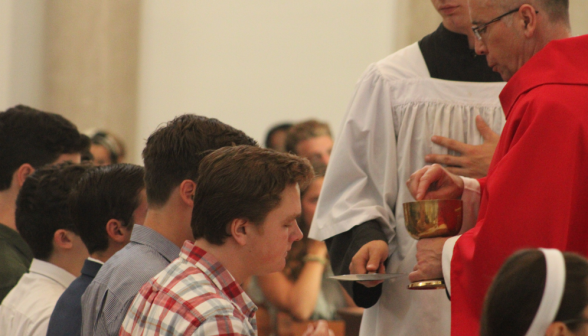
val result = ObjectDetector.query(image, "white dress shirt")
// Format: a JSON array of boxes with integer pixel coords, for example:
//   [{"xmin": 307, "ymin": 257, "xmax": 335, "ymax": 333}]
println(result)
[{"xmin": 0, "ymin": 258, "xmax": 75, "ymax": 336}]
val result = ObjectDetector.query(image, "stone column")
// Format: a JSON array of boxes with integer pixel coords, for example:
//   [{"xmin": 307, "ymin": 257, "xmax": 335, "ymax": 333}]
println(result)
[{"xmin": 43, "ymin": 0, "xmax": 141, "ymax": 162}]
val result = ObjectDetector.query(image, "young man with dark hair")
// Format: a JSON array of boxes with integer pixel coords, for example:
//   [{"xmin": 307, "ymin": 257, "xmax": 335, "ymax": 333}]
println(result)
[
  {"xmin": 82, "ymin": 115, "xmax": 258, "ymax": 336},
  {"xmin": 0, "ymin": 163, "xmax": 91, "ymax": 336},
  {"xmin": 46, "ymin": 164, "xmax": 147, "ymax": 336},
  {"xmin": 121, "ymin": 146, "xmax": 331, "ymax": 336},
  {"xmin": 0, "ymin": 105, "xmax": 89, "ymax": 302},
  {"xmin": 285, "ymin": 120, "xmax": 333, "ymax": 165}
]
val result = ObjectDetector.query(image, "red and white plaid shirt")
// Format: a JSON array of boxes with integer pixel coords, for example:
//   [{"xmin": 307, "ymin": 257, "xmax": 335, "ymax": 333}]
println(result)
[{"xmin": 120, "ymin": 241, "xmax": 257, "ymax": 336}]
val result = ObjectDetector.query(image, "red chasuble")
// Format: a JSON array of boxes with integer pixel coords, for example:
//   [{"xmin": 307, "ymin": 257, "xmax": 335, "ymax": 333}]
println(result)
[{"xmin": 450, "ymin": 35, "xmax": 588, "ymax": 336}]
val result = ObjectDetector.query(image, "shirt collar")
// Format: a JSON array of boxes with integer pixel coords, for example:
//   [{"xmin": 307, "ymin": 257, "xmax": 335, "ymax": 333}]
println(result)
[
  {"xmin": 0, "ymin": 223, "xmax": 34, "ymax": 261},
  {"xmin": 29, "ymin": 258, "xmax": 76, "ymax": 289},
  {"xmin": 129, "ymin": 224, "xmax": 181, "ymax": 262},
  {"xmin": 180, "ymin": 241, "xmax": 257, "ymax": 318},
  {"xmin": 82, "ymin": 258, "xmax": 103, "ymax": 278},
  {"xmin": 500, "ymin": 35, "xmax": 588, "ymax": 118},
  {"xmin": 87, "ymin": 256, "xmax": 104, "ymax": 265}
]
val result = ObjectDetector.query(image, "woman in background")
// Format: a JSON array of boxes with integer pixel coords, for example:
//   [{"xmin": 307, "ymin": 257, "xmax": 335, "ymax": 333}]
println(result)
[
  {"xmin": 87, "ymin": 130, "xmax": 126, "ymax": 166},
  {"xmin": 257, "ymin": 163, "xmax": 353, "ymax": 321},
  {"xmin": 482, "ymin": 249, "xmax": 588, "ymax": 336}
]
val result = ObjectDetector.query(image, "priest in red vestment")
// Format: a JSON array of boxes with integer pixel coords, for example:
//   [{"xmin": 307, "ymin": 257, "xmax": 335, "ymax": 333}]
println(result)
[{"xmin": 406, "ymin": 1, "xmax": 588, "ymax": 335}]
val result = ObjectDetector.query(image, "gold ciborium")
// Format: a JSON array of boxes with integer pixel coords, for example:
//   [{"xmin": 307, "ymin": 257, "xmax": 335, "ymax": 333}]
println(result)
[{"xmin": 403, "ymin": 199, "xmax": 462, "ymax": 290}]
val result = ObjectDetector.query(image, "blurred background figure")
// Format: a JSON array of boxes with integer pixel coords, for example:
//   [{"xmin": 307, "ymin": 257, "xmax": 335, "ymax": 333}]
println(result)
[
  {"xmin": 285, "ymin": 120, "xmax": 333, "ymax": 165},
  {"xmin": 482, "ymin": 249, "xmax": 588, "ymax": 336},
  {"xmin": 265, "ymin": 123, "xmax": 293, "ymax": 152},
  {"xmin": 87, "ymin": 129, "xmax": 126, "ymax": 166}
]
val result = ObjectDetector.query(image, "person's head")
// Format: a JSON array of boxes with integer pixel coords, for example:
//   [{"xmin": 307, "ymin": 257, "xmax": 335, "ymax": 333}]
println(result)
[
  {"xmin": 264, "ymin": 123, "xmax": 293, "ymax": 152},
  {"xmin": 15, "ymin": 163, "xmax": 91, "ymax": 274},
  {"xmin": 430, "ymin": 0, "xmax": 474, "ymax": 36},
  {"xmin": 469, "ymin": 0, "xmax": 570, "ymax": 80},
  {"xmin": 142, "ymin": 114, "xmax": 258, "ymax": 208},
  {"xmin": 0, "ymin": 105, "xmax": 89, "ymax": 193},
  {"xmin": 285, "ymin": 120, "xmax": 333, "ymax": 165},
  {"xmin": 300, "ymin": 162, "xmax": 327, "ymax": 233},
  {"xmin": 69, "ymin": 164, "xmax": 147, "ymax": 259},
  {"xmin": 482, "ymin": 249, "xmax": 588, "ymax": 336},
  {"xmin": 87, "ymin": 130, "xmax": 126, "ymax": 166},
  {"xmin": 192, "ymin": 145, "xmax": 314, "ymax": 274}
]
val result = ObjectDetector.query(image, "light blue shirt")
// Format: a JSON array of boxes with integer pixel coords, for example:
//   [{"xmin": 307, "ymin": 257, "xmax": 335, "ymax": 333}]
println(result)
[{"xmin": 81, "ymin": 224, "xmax": 180, "ymax": 336}]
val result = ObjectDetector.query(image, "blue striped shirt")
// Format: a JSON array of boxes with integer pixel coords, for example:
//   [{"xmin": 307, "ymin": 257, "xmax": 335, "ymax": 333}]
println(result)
[{"xmin": 81, "ymin": 224, "xmax": 180, "ymax": 336}]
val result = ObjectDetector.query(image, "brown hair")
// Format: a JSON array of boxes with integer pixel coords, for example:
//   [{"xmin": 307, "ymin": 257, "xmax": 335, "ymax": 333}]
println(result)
[
  {"xmin": 481, "ymin": 249, "xmax": 588, "ymax": 336},
  {"xmin": 142, "ymin": 115, "xmax": 257, "ymax": 207},
  {"xmin": 285, "ymin": 120, "xmax": 332, "ymax": 154},
  {"xmin": 191, "ymin": 145, "xmax": 314, "ymax": 245}
]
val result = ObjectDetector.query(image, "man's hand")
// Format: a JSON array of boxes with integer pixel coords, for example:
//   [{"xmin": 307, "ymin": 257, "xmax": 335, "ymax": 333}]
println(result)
[
  {"xmin": 349, "ymin": 240, "xmax": 388, "ymax": 288},
  {"xmin": 408, "ymin": 237, "xmax": 448, "ymax": 282},
  {"xmin": 302, "ymin": 320, "xmax": 335, "ymax": 336},
  {"xmin": 406, "ymin": 164, "xmax": 464, "ymax": 201},
  {"xmin": 425, "ymin": 115, "xmax": 499, "ymax": 178}
]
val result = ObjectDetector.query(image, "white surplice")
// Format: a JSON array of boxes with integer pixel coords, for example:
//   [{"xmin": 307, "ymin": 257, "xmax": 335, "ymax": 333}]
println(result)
[{"xmin": 309, "ymin": 42, "xmax": 505, "ymax": 336}]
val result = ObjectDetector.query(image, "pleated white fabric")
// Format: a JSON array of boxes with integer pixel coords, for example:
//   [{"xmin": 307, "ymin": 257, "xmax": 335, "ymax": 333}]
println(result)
[{"xmin": 309, "ymin": 42, "xmax": 506, "ymax": 336}]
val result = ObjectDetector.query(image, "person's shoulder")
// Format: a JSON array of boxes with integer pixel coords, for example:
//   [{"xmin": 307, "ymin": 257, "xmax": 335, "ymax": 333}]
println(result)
[
  {"xmin": 511, "ymin": 84, "xmax": 588, "ymax": 126},
  {"xmin": 1, "ymin": 276, "xmax": 63, "ymax": 326},
  {"xmin": 94, "ymin": 243, "xmax": 169, "ymax": 286},
  {"xmin": 371, "ymin": 43, "xmax": 429, "ymax": 82}
]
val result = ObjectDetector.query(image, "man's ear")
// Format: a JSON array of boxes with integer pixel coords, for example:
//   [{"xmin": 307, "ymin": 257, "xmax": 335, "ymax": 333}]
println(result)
[
  {"xmin": 53, "ymin": 229, "xmax": 75, "ymax": 250},
  {"xmin": 230, "ymin": 218, "xmax": 250, "ymax": 246},
  {"xmin": 15, "ymin": 163, "xmax": 35, "ymax": 188},
  {"xmin": 179, "ymin": 180, "xmax": 196, "ymax": 207},
  {"xmin": 105, "ymin": 219, "xmax": 128, "ymax": 243},
  {"xmin": 545, "ymin": 322, "xmax": 567, "ymax": 336},
  {"xmin": 520, "ymin": 4, "xmax": 538, "ymax": 37}
]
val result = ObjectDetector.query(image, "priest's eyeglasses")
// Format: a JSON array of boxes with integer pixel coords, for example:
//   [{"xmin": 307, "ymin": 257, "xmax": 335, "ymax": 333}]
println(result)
[
  {"xmin": 472, "ymin": 7, "xmax": 520, "ymax": 40},
  {"xmin": 472, "ymin": 7, "xmax": 539, "ymax": 40}
]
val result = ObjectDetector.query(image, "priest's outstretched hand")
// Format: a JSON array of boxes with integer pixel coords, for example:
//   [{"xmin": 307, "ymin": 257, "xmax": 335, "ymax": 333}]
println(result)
[
  {"xmin": 424, "ymin": 115, "xmax": 498, "ymax": 179},
  {"xmin": 406, "ymin": 164, "xmax": 464, "ymax": 201}
]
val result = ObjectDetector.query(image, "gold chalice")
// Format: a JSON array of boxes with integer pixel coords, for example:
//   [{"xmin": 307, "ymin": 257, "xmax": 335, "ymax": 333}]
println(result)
[{"xmin": 403, "ymin": 199, "xmax": 462, "ymax": 290}]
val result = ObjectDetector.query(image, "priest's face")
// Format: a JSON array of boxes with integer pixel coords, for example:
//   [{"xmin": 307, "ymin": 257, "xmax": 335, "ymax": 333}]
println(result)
[
  {"xmin": 430, "ymin": 0, "xmax": 472, "ymax": 36},
  {"xmin": 468, "ymin": 0, "xmax": 526, "ymax": 81}
]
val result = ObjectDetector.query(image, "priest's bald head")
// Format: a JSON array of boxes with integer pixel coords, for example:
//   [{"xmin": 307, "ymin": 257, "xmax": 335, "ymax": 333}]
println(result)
[{"xmin": 468, "ymin": 0, "xmax": 571, "ymax": 80}]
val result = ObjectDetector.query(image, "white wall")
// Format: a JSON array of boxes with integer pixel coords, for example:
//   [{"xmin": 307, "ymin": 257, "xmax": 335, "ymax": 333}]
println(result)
[
  {"xmin": 135, "ymin": 1, "xmax": 397, "ymax": 162},
  {"xmin": 0, "ymin": 0, "xmax": 13, "ymax": 108},
  {"xmin": 0, "ymin": 0, "xmax": 46, "ymax": 109}
]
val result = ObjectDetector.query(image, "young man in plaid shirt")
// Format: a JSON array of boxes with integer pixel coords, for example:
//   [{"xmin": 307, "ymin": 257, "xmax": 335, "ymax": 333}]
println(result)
[{"xmin": 120, "ymin": 145, "xmax": 333, "ymax": 336}]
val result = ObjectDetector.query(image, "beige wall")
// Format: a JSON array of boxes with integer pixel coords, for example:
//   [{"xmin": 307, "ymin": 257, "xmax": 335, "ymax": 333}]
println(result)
[
  {"xmin": 134, "ymin": 1, "xmax": 397, "ymax": 163},
  {"xmin": 43, "ymin": 0, "xmax": 141, "ymax": 161}
]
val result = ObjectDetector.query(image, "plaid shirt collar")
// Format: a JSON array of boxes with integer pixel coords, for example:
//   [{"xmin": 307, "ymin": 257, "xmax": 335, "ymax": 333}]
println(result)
[{"xmin": 180, "ymin": 241, "xmax": 257, "ymax": 319}]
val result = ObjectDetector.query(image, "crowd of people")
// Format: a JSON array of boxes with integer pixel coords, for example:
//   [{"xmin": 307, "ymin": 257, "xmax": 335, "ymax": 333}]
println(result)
[{"xmin": 1, "ymin": 0, "xmax": 588, "ymax": 336}]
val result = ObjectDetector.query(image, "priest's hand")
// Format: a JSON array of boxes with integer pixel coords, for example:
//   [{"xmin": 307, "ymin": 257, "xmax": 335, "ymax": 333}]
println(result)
[
  {"xmin": 425, "ymin": 115, "xmax": 499, "ymax": 179},
  {"xmin": 406, "ymin": 164, "xmax": 464, "ymax": 201},
  {"xmin": 409, "ymin": 237, "xmax": 448, "ymax": 282},
  {"xmin": 349, "ymin": 240, "xmax": 388, "ymax": 288}
]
